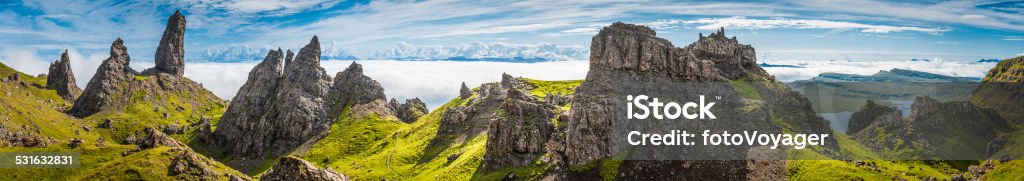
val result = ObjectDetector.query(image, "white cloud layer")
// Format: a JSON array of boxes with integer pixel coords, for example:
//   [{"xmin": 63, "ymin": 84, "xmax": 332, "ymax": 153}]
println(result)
[{"xmin": 185, "ymin": 60, "xmax": 590, "ymax": 110}]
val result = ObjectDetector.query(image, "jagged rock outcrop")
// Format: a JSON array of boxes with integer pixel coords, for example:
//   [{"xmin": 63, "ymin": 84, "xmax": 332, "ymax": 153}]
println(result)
[
  {"xmin": 326, "ymin": 62, "xmax": 389, "ymax": 120},
  {"xmin": 564, "ymin": 23, "xmax": 776, "ymax": 165},
  {"xmin": 212, "ymin": 37, "xmax": 335, "ymax": 172},
  {"xmin": 70, "ymin": 38, "xmax": 135, "ymax": 117},
  {"xmin": 261, "ymin": 156, "xmax": 349, "ymax": 181},
  {"xmin": 146, "ymin": 10, "xmax": 186, "ymax": 76},
  {"xmin": 423, "ymin": 73, "xmax": 537, "ymax": 163},
  {"xmin": 211, "ymin": 48, "xmax": 284, "ymax": 156},
  {"xmin": 46, "ymin": 50, "xmax": 82, "ymax": 101},
  {"xmin": 850, "ymin": 96, "xmax": 1006, "ymax": 159},
  {"xmin": 847, "ymin": 100, "xmax": 902, "ymax": 134},
  {"xmin": 484, "ymin": 88, "xmax": 556, "ymax": 171},
  {"xmin": 388, "ymin": 98, "xmax": 427, "ymax": 123},
  {"xmin": 460, "ymin": 82, "xmax": 471, "ymax": 99},
  {"xmin": 559, "ymin": 23, "xmax": 830, "ymax": 179}
]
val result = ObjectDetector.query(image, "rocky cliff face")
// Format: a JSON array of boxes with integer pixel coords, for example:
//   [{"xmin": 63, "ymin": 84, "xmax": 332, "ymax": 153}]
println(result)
[
  {"xmin": 325, "ymin": 62, "xmax": 389, "ymax": 120},
  {"xmin": 69, "ymin": 38, "xmax": 135, "ymax": 117},
  {"xmin": 558, "ymin": 23, "xmax": 829, "ymax": 180},
  {"xmin": 47, "ymin": 50, "xmax": 82, "ymax": 101},
  {"xmin": 484, "ymin": 88, "xmax": 556, "ymax": 171},
  {"xmin": 210, "ymin": 48, "xmax": 285, "ymax": 160},
  {"xmin": 212, "ymin": 37, "xmax": 333, "ymax": 170},
  {"xmin": 971, "ymin": 56, "xmax": 1024, "ymax": 123},
  {"xmin": 387, "ymin": 98, "xmax": 427, "ymax": 123},
  {"xmin": 564, "ymin": 23, "xmax": 777, "ymax": 165},
  {"xmin": 145, "ymin": 10, "xmax": 186, "ymax": 76},
  {"xmin": 261, "ymin": 156, "xmax": 348, "ymax": 181}
]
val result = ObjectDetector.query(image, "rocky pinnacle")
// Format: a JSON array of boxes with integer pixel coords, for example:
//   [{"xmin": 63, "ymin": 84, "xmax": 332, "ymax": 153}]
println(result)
[
  {"xmin": 70, "ymin": 38, "xmax": 135, "ymax": 117},
  {"xmin": 213, "ymin": 36, "xmax": 332, "ymax": 164},
  {"xmin": 47, "ymin": 50, "xmax": 82, "ymax": 101},
  {"xmin": 152, "ymin": 10, "xmax": 186, "ymax": 76},
  {"xmin": 460, "ymin": 82, "xmax": 471, "ymax": 99}
]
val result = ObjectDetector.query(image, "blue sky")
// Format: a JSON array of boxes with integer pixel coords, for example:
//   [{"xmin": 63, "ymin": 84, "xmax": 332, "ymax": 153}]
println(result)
[{"xmin": 1, "ymin": 0, "xmax": 1023, "ymax": 64}]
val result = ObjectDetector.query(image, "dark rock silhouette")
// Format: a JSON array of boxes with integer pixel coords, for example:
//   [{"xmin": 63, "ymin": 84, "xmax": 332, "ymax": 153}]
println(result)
[{"xmin": 146, "ymin": 10, "xmax": 186, "ymax": 76}]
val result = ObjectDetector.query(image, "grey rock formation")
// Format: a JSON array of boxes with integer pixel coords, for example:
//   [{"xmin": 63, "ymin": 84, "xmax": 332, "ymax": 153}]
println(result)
[
  {"xmin": 212, "ymin": 37, "xmax": 335, "ymax": 171},
  {"xmin": 212, "ymin": 48, "xmax": 284, "ymax": 157},
  {"xmin": 460, "ymin": 82, "xmax": 472, "ymax": 99},
  {"xmin": 268, "ymin": 36, "xmax": 332, "ymax": 155},
  {"xmin": 47, "ymin": 50, "xmax": 82, "ymax": 101},
  {"xmin": 484, "ymin": 88, "xmax": 556, "ymax": 171},
  {"xmin": 262, "ymin": 156, "xmax": 349, "ymax": 181},
  {"xmin": 388, "ymin": 98, "xmax": 428, "ymax": 123},
  {"xmin": 558, "ymin": 23, "xmax": 828, "ymax": 179},
  {"xmin": 70, "ymin": 38, "xmax": 136, "ymax": 117},
  {"xmin": 138, "ymin": 127, "xmax": 186, "ymax": 149},
  {"xmin": 847, "ymin": 100, "xmax": 901, "ymax": 134},
  {"xmin": 326, "ymin": 62, "xmax": 389, "ymax": 120},
  {"xmin": 149, "ymin": 10, "xmax": 186, "ymax": 76}
]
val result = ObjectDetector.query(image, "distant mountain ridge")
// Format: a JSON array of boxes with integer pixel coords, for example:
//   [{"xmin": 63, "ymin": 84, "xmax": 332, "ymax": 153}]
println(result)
[{"xmin": 201, "ymin": 40, "xmax": 358, "ymax": 62}]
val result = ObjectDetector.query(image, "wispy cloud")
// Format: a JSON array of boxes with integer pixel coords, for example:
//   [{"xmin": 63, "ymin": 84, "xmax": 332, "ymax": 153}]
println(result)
[
  {"xmin": 1005, "ymin": 36, "xmax": 1024, "ymax": 41},
  {"xmin": 784, "ymin": 0, "xmax": 1024, "ymax": 31},
  {"xmin": 654, "ymin": 17, "xmax": 950, "ymax": 34}
]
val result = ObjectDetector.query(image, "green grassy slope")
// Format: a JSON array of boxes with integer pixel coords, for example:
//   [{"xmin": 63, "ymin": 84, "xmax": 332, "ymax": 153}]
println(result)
[
  {"xmin": 297, "ymin": 79, "xmax": 581, "ymax": 180},
  {"xmin": 0, "ymin": 62, "xmax": 241, "ymax": 180}
]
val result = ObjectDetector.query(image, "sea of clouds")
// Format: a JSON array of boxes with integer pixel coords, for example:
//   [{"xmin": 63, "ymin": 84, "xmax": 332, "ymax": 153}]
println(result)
[{"xmin": 0, "ymin": 48, "xmax": 1001, "ymax": 110}]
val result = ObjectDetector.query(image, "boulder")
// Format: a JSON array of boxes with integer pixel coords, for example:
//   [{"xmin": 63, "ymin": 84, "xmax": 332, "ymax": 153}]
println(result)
[{"xmin": 261, "ymin": 156, "xmax": 349, "ymax": 181}]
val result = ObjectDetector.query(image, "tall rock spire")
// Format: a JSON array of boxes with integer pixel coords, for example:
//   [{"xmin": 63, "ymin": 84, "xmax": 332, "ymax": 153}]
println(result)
[
  {"xmin": 47, "ymin": 49, "xmax": 82, "ymax": 101},
  {"xmin": 70, "ymin": 38, "xmax": 135, "ymax": 117},
  {"xmin": 151, "ymin": 10, "xmax": 186, "ymax": 76}
]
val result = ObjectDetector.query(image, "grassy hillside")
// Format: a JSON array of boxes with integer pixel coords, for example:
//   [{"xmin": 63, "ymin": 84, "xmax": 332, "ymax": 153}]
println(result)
[
  {"xmin": 297, "ymin": 79, "xmax": 581, "ymax": 180},
  {"xmin": 0, "ymin": 62, "xmax": 241, "ymax": 180}
]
